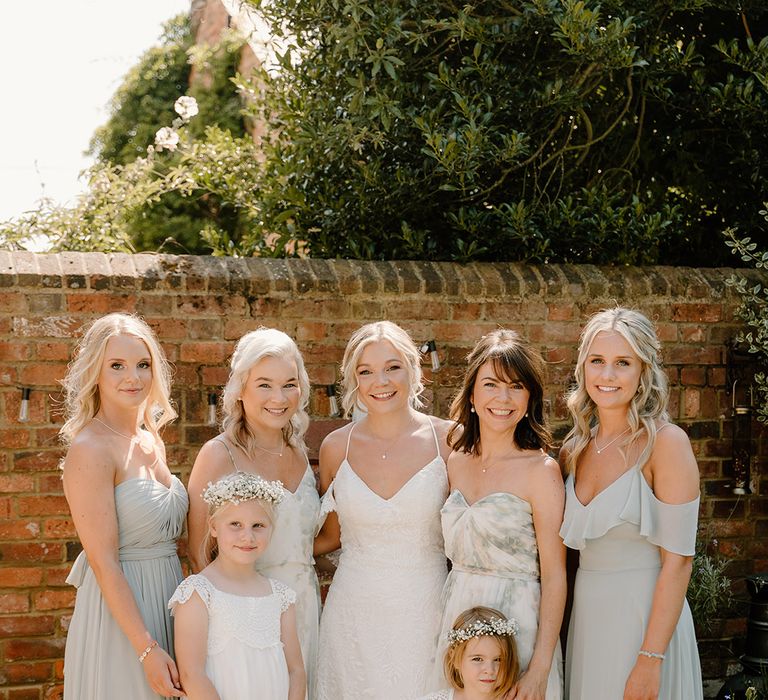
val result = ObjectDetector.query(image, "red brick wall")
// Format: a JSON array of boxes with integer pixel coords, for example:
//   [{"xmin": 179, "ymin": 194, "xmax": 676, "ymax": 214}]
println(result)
[{"xmin": 0, "ymin": 252, "xmax": 765, "ymax": 697}]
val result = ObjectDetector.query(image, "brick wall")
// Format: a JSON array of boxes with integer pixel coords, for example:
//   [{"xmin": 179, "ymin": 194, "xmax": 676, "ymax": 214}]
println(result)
[{"xmin": 0, "ymin": 251, "xmax": 765, "ymax": 698}]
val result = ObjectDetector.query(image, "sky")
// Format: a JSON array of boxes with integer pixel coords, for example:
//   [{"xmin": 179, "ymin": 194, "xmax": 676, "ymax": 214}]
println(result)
[{"xmin": 0, "ymin": 0, "xmax": 191, "ymax": 222}]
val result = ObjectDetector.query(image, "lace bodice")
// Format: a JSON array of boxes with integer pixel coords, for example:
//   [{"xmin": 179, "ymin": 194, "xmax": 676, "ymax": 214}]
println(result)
[{"xmin": 169, "ymin": 575, "xmax": 295, "ymax": 655}]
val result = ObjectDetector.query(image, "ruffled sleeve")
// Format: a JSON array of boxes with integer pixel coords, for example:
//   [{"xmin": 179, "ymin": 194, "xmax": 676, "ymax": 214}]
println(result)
[
  {"xmin": 270, "ymin": 579, "xmax": 297, "ymax": 613},
  {"xmin": 315, "ymin": 480, "xmax": 337, "ymax": 536},
  {"xmin": 561, "ymin": 469, "xmax": 699, "ymax": 555},
  {"xmin": 635, "ymin": 478, "xmax": 699, "ymax": 556},
  {"xmin": 168, "ymin": 574, "xmax": 214, "ymax": 615}
]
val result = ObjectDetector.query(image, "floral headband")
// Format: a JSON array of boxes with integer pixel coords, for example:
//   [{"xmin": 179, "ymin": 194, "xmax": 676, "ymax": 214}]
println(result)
[
  {"xmin": 202, "ymin": 473, "xmax": 285, "ymax": 508},
  {"xmin": 447, "ymin": 618, "xmax": 519, "ymax": 646}
]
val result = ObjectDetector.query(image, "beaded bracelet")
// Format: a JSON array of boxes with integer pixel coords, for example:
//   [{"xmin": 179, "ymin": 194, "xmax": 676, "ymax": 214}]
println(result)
[
  {"xmin": 638, "ymin": 649, "xmax": 665, "ymax": 660},
  {"xmin": 138, "ymin": 640, "xmax": 158, "ymax": 664}
]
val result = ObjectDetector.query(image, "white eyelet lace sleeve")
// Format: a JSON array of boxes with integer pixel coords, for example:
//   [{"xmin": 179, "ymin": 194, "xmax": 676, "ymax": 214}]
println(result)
[
  {"xmin": 168, "ymin": 574, "xmax": 214, "ymax": 614},
  {"xmin": 270, "ymin": 578, "xmax": 297, "ymax": 613}
]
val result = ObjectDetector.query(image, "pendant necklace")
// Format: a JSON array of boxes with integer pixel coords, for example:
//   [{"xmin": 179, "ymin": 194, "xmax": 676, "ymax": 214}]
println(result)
[
  {"xmin": 253, "ymin": 441, "xmax": 285, "ymax": 458},
  {"xmin": 593, "ymin": 426, "xmax": 631, "ymax": 454},
  {"xmin": 377, "ymin": 419, "xmax": 415, "ymax": 460}
]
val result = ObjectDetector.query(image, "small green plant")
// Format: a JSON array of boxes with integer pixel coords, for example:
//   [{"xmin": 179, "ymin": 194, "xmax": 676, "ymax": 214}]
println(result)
[
  {"xmin": 725, "ymin": 205, "xmax": 768, "ymax": 422},
  {"xmin": 687, "ymin": 538, "xmax": 732, "ymax": 633}
]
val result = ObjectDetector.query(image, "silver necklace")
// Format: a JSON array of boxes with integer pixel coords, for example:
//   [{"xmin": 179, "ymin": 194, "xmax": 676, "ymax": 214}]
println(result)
[
  {"xmin": 593, "ymin": 427, "xmax": 631, "ymax": 454},
  {"xmin": 376, "ymin": 420, "xmax": 415, "ymax": 460},
  {"xmin": 93, "ymin": 416, "xmax": 140, "ymax": 441},
  {"xmin": 253, "ymin": 441, "xmax": 284, "ymax": 458}
]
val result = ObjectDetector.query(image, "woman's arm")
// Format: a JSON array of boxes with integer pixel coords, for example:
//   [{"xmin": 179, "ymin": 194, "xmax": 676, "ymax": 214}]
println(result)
[
  {"xmin": 187, "ymin": 439, "xmax": 234, "ymax": 572},
  {"xmin": 281, "ymin": 603, "xmax": 307, "ymax": 700},
  {"xmin": 624, "ymin": 426, "xmax": 700, "ymax": 700},
  {"xmin": 313, "ymin": 430, "xmax": 345, "ymax": 556},
  {"xmin": 514, "ymin": 456, "xmax": 567, "ymax": 700},
  {"xmin": 62, "ymin": 440, "xmax": 183, "ymax": 697},
  {"xmin": 173, "ymin": 590, "xmax": 221, "ymax": 700}
]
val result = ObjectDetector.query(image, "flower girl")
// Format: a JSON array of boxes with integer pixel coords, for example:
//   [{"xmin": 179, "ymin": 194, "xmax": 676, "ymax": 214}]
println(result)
[
  {"xmin": 420, "ymin": 607, "xmax": 520, "ymax": 700},
  {"xmin": 170, "ymin": 472, "xmax": 306, "ymax": 700}
]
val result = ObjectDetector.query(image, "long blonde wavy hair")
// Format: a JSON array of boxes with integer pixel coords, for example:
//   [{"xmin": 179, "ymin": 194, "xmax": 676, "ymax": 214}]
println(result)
[
  {"xmin": 221, "ymin": 328, "xmax": 310, "ymax": 459},
  {"xmin": 59, "ymin": 313, "xmax": 176, "ymax": 445},
  {"xmin": 564, "ymin": 307, "xmax": 669, "ymax": 474},
  {"xmin": 340, "ymin": 321, "xmax": 425, "ymax": 418}
]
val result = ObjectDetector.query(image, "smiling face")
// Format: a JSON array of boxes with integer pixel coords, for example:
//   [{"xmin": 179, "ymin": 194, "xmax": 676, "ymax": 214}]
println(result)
[
  {"xmin": 210, "ymin": 499, "xmax": 273, "ymax": 566},
  {"xmin": 459, "ymin": 636, "xmax": 503, "ymax": 695},
  {"xmin": 584, "ymin": 330, "xmax": 643, "ymax": 411},
  {"xmin": 471, "ymin": 360, "xmax": 530, "ymax": 437},
  {"xmin": 97, "ymin": 334, "xmax": 153, "ymax": 410},
  {"xmin": 239, "ymin": 355, "xmax": 301, "ymax": 434},
  {"xmin": 354, "ymin": 340, "xmax": 411, "ymax": 415}
]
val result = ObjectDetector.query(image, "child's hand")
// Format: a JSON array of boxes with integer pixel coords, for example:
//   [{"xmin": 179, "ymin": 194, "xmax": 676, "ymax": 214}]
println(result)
[{"xmin": 142, "ymin": 646, "xmax": 185, "ymax": 697}]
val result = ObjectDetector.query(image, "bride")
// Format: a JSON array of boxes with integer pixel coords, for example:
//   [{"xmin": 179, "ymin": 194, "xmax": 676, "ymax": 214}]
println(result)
[{"xmin": 314, "ymin": 321, "xmax": 452, "ymax": 699}]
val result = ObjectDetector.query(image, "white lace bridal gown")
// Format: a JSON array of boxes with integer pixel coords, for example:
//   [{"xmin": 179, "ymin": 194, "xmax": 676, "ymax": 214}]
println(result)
[{"xmin": 316, "ymin": 421, "xmax": 449, "ymax": 700}]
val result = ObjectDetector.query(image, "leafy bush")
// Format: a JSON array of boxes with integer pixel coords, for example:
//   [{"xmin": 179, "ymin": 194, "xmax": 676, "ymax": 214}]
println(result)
[{"xmin": 726, "ymin": 205, "xmax": 768, "ymax": 422}]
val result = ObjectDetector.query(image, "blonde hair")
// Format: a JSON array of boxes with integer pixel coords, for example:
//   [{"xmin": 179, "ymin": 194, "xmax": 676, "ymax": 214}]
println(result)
[
  {"xmin": 443, "ymin": 606, "xmax": 520, "ymax": 697},
  {"xmin": 60, "ymin": 313, "xmax": 175, "ymax": 445},
  {"xmin": 200, "ymin": 472, "xmax": 278, "ymax": 565},
  {"xmin": 564, "ymin": 307, "xmax": 669, "ymax": 474},
  {"xmin": 221, "ymin": 328, "xmax": 310, "ymax": 459},
  {"xmin": 448, "ymin": 329, "xmax": 552, "ymax": 455},
  {"xmin": 340, "ymin": 321, "xmax": 424, "ymax": 417}
]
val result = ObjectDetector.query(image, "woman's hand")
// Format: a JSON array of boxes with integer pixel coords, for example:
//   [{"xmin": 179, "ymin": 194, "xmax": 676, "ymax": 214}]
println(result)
[
  {"xmin": 623, "ymin": 656, "xmax": 661, "ymax": 700},
  {"xmin": 504, "ymin": 666, "xmax": 548, "ymax": 700},
  {"xmin": 142, "ymin": 646, "xmax": 185, "ymax": 697}
]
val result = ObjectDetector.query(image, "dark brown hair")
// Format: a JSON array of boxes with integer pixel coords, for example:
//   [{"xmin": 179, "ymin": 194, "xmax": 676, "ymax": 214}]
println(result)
[{"xmin": 448, "ymin": 329, "xmax": 551, "ymax": 454}]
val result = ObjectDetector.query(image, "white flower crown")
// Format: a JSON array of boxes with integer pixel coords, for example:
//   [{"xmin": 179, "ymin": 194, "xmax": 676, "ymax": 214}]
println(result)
[
  {"xmin": 202, "ymin": 472, "xmax": 285, "ymax": 508},
  {"xmin": 447, "ymin": 618, "xmax": 519, "ymax": 646}
]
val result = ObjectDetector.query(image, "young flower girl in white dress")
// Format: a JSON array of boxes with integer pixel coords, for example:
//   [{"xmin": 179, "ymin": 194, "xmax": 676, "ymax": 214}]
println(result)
[
  {"xmin": 419, "ymin": 607, "xmax": 520, "ymax": 700},
  {"xmin": 170, "ymin": 473, "xmax": 306, "ymax": 700}
]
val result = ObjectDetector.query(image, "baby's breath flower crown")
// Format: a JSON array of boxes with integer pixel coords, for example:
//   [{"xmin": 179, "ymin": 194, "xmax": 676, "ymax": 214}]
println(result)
[
  {"xmin": 447, "ymin": 618, "xmax": 519, "ymax": 646},
  {"xmin": 202, "ymin": 472, "xmax": 285, "ymax": 508}
]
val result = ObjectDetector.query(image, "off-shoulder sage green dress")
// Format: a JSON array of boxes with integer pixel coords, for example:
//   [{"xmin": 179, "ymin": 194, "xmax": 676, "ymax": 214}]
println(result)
[
  {"xmin": 63, "ymin": 477, "xmax": 188, "ymax": 700},
  {"xmin": 560, "ymin": 463, "xmax": 702, "ymax": 699}
]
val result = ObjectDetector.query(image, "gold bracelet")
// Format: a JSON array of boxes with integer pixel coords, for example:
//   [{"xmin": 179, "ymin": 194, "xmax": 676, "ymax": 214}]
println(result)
[
  {"xmin": 138, "ymin": 640, "xmax": 158, "ymax": 663},
  {"xmin": 638, "ymin": 649, "xmax": 665, "ymax": 660}
]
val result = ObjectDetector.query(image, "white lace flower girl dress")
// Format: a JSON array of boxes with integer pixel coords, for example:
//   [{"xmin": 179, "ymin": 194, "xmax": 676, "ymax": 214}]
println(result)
[{"xmin": 169, "ymin": 574, "xmax": 296, "ymax": 700}]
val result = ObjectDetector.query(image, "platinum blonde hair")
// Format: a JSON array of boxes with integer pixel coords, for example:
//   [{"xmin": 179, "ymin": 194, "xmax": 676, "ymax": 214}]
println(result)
[
  {"xmin": 221, "ymin": 328, "xmax": 310, "ymax": 458},
  {"xmin": 340, "ymin": 321, "xmax": 424, "ymax": 418},
  {"xmin": 60, "ymin": 313, "xmax": 176, "ymax": 445},
  {"xmin": 564, "ymin": 307, "xmax": 669, "ymax": 474}
]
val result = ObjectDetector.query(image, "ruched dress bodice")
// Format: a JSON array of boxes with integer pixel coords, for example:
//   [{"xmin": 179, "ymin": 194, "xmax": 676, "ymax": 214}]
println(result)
[
  {"xmin": 316, "ymin": 423, "xmax": 449, "ymax": 700},
  {"xmin": 64, "ymin": 477, "xmax": 188, "ymax": 700},
  {"xmin": 561, "ymin": 465, "xmax": 703, "ymax": 699},
  {"xmin": 432, "ymin": 491, "xmax": 562, "ymax": 697}
]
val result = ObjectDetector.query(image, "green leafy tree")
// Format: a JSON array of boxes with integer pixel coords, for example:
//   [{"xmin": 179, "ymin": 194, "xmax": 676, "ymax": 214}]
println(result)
[
  {"xmin": 234, "ymin": 0, "xmax": 768, "ymax": 263},
  {"xmin": 88, "ymin": 13, "xmax": 250, "ymax": 254},
  {"xmin": 4, "ymin": 2, "xmax": 768, "ymax": 262}
]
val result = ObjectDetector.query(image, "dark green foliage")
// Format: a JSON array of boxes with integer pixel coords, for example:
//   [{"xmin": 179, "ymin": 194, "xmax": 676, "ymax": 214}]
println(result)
[
  {"xmin": 239, "ymin": 0, "xmax": 768, "ymax": 263},
  {"xmin": 88, "ymin": 14, "xmax": 250, "ymax": 254}
]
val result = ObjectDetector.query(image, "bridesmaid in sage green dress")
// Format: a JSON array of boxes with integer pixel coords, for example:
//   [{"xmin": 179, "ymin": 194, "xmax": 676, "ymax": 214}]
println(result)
[
  {"xmin": 62, "ymin": 314, "xmax": 186, "ymax": 700},
  {"xmin": 559, "ymin": 308, "xmax": 702, "ymax": 699},
  {"xmin": 433, "ymin": 329, "xmax": 564, "ymax": 699},
  {"xmin": 187, "ymin": 327, "xmax": 320, "ymax": 698}
]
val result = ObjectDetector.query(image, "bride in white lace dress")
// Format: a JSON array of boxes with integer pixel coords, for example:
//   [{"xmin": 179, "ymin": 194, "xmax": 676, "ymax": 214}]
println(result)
[{"xmin": 314, "ymin": 321, "xmax": 452, "ymax": 700}]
